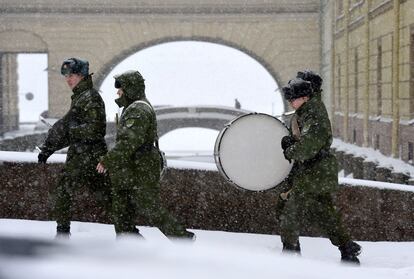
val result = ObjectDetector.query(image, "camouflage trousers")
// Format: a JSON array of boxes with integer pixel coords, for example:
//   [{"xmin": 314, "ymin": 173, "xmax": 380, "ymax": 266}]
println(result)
[
  {"xmin": 111, "ymin": 180, "xmax": 189, "ymax": 237},
  {"xmin": 51, "ymin": 163, "xmax": 112, "ymax": 233},
  {"xmin": 278, "ymin": 192, "xmax": 351, "ymax": 247}
]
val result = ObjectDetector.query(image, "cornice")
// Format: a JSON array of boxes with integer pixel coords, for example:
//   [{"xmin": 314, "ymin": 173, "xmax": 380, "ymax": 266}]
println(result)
[{"xmin": 0, "ymin": 1, "xmax": 320, "ymax": 15}]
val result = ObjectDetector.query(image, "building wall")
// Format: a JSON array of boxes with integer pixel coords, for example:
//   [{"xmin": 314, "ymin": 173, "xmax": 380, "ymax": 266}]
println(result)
[
  {"xmin": 320, "ymin": 0, "xmax": 334, "ymax": 119},
  {"xmin": 0, "ymin": 54, "xmax": 19, "ymax": 135},
  {"xmin": 0, "ymin": 0, "xmax": 321, "ymax": 131},
  {"xmin": 322, "ymin": 0, "xmax": 414, "ymax": 163}
]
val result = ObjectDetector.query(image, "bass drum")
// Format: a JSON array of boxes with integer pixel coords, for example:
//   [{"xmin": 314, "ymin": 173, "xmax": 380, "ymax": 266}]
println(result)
[{"xmin": 214, "ymin": 113, "xmax": 293, "ymax": 191}]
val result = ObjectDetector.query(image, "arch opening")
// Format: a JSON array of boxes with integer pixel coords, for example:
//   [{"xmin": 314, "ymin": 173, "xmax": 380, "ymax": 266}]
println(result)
[
  {"xmin": 159, "ymin": 127, "xmax": 219, "ymax": 163},
  {"xmin": 99, "ymin": 40, "xmax": 284, "ymax": 122},
  {"xmin": 17, "ymin": 53, "xmax": 48, "ymax": 123},
  {"xmin": 99, "ymin": 40, "xmax": 286, "ymax": 155}
]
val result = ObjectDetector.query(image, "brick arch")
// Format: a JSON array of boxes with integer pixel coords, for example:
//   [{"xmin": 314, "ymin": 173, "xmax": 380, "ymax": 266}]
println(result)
[
  {"xmin": 0, "ymin": 30, "xmax": 48, "ymax": 53},
  {"xmin": 0, "ymin": 1, "xmax": 321, "ymax": 121},
  {"xmin": 0, "ymin": 29, "xmax": 49, "ymax": 134},
  {"xmin": 94, "ymin": 36, "xmax": 288, "ymax": 112}
]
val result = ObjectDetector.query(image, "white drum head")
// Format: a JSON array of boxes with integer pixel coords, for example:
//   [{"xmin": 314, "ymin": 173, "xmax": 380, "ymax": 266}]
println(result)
[{"xmin": 215, "ymin": 113, "xmax": 292, "ymax": 191}]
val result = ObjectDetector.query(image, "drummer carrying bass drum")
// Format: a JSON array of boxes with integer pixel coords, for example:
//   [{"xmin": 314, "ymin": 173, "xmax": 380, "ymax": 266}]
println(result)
[{"xmin": 278, "ymin": 71, "xmax": 362, "ymax": 264}]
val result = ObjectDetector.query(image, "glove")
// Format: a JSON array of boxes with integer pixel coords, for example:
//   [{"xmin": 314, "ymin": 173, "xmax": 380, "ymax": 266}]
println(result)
[
  {"xmin": 281, "ymin": 136, "xmax": 294, "ymax": 163},
  {"xmin": 281, "ymin": 136, "xmax": 296, "ymax": 151},
  {"xmin": 38, "ymin": 151, "xmax": 51, "ymax": 164},
  {"xmin": 279, "ymin": 190, "xmax": 292, "ymax": 201},
  {"xmin": 283, "ymin": 150, "xmax": 292, "ymax": 164}
]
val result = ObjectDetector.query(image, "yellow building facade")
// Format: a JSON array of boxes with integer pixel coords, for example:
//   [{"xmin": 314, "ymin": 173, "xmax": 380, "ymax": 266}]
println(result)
[{"xmin": 321, "ymin": 0, "xmax": 414, "ymax": 163}]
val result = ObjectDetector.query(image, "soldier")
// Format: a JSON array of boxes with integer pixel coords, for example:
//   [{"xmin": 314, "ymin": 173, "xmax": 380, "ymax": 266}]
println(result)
[
  {"xmin": 38, "ymin": 57, "xmax": 111, "ymax": 237},
  {"xmin": 96, "ymin": 70, "xmax": 194, "ymax": 239},
  {"xmin": 278, "ymin": 76, "xmax": 362, "ymax": 264}
]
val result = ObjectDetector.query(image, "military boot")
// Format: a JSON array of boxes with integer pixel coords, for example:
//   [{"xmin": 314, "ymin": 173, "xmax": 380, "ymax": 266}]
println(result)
[
  {"xmin": 116, "ymin": 227, "xmax": 145, "ymax": 239},
  {"xmin": 183, "ymin": 230, "xmax": 196, "ymax": 241},
  {"xmin": 55, "ymin": 232, "xmax": 70, "ymax": 239},
  {"xmin": 282, "ymin": 241, "xmax": 301, "ymax": 255},
  {"xmin": 339, "ymin": 241, "xmax": 361, "ymax": 264},
  {"xmin": 132, "ymin": 227, "xmax": 145, "ymax": 239},
  {"xmin": 55, "ymin": 225, "xmax": 71, "ymax": 240},
  {"xmin": 167, "ymin": 230, "xmax": 196, "ymax": 241}
]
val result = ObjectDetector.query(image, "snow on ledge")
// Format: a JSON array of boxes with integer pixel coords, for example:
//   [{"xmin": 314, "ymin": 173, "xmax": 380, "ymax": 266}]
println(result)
[
  {"xmin": 332, "ymin": 138, "xmax": 414, "ymax": 177},
  {"xmin": 339, "ymin": 177, "xmax": 414, "ymax": 193},
  {"xmin": 167, "ymin": 159, "xmax": 218, "ymax": 171},
  {"xmin": 1, "ymin": 151, "xmax": 413, "ymax": 192},
  {"xmin": 0, "ymin": 151, "xmax": 66, "ymax": 163},
  {"xmin": 0, "ymin": 151, "xmax": 218, "ymax": 171}
]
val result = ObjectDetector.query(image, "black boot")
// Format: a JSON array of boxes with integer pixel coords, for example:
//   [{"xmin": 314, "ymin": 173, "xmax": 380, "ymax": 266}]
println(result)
[
  {"xmin": 339, "ymin": 241, "xmax": 361, "ymax": 264},
  {"xmin": 183, "ymin": 230, "xmax": 196, "ymax": 241},
  {"xmin": 55, "ymin": 225, "xmax": 71, "ymax": 239},
  {"xmin": 116, "ymin": 227, "xmax": 145, "ymax": 239},
  {"xmin": 282, "ymin": 241, "xmax": 301, "ymax": 255},
  {"xmin": 132, "ymin": 227, "xmax": 145, "ymax": 239},
  {"xmin": 55, "ymin": 231, "xmax": 70, "ymax": 239},
  {"xmin": 167, "ymin": 230, "xmax": 196, "ymax": 241}
]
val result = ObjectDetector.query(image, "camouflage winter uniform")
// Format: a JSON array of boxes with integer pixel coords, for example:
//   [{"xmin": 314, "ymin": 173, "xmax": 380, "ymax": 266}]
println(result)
[
  {"xmin": 279, "ymin": 94, "xmax": 351, "ymax": 248},
  {"xmin": 39, "ymin": 75, "xmax": 111, "ymax": 233},
  {"xmin": 101, "ymin": 70, "xmax": 191, "ymax": 237}
]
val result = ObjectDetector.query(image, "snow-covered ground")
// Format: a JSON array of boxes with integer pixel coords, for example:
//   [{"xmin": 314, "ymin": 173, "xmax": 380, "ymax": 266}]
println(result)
[
  {"xmin": 1, "ymin": 120, "xmax": 414, "ymax": 278},
  {"xmin": 1, "ymin": 151, "xmax": 413, "ymax": 278},
  {"xmin": 0, "ymin": 219, "xmax": 413, "ymax": 279}
]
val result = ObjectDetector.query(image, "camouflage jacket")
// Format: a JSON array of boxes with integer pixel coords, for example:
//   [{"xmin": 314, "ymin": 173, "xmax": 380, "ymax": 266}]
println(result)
[
  {"xmin": 40, "ymin": 75, "xmax": 107, "ymax": 162},
  {"xmin": 102, "ymin": 97, "xmax": 161, "ymax": 189},
  {"xmin": 284, "ymin": 96, "xmax": 338, "ymax": 194}
]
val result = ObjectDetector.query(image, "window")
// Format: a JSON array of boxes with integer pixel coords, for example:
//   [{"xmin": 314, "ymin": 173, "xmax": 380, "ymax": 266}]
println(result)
[
  {"xmin": 409, "ymin": 142, "xmax": 413, "ymax": 163},
  {"xmin": 337, "ymin": 0, "xmax": 344, "ymax": 15},
  {"xmin": 353, "ymin": 129, "xmax": 357, "ymax": 144},
  {"xmin": 377, "ymin": 40, "xmax": 382, "ymax": 116},
  {"xmin": 0, "ymin": 55, "xmax": 3, "ymax": 135},
  {"xmin": 410, "ymin": 32, "xmax": 414, "ymax": 118},
  {"xmin": 374, "ymin": 134, "xmax": 380, "ymax": 150}
]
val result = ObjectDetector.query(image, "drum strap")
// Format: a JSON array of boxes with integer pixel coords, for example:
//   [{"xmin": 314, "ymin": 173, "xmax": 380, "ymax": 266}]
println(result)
[
  {"xmin": 133, "ymin": 100, "xmax": 167, "ymax": 177},
  {"xmin": 291, "ymin": 115, "xmax": 301, "ymax": 140},
  {"xmin": 133, "ymin": 100, "xmax": 160, "ymax": 146}
]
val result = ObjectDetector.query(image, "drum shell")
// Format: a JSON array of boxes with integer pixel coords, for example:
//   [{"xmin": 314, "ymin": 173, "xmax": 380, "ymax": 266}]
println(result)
[{"xmin": 214, "ymin": 113, "xmax": 293, "ymax": 192}]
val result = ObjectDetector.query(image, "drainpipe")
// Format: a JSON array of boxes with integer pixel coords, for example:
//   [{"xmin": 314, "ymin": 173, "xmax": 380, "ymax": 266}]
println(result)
[
  {"xmin": 343, "ymin": 0, "xmax": 350, "ymax": 142},
  {"xmin": 330, "ymin": 1, "xmax": 336, "ymax": 128},
  {"xmin": 391, "ymin": 0, "xmax": 400, "ymax": 157},
  {"xmin": 363, "ymin": 0, "xmax": 371, "ymax": 147}
]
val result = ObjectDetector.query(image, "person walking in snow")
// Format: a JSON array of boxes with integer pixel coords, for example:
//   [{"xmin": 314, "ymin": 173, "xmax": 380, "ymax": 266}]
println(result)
[
  {"xmin": 278, "ymin": 74, "xmax": 362, "ymax": 264},
  {"xmin": 234, "ymin": 98, "xmax": 241, "ymax": 109},
  {"xmin": 96, "ymin": 70, "xmax": 194, "ymax": 239},
  {"xmin": 38, "ymin": 57, "xmax": 111, "ymax": 238}
]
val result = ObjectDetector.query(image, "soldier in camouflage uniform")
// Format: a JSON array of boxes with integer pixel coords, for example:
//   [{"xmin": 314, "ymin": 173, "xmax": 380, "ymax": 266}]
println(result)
[
  {"xmin": 38, "ymin": 58, "xmax": 111, "ymax": 237},
  {"xmin": 278, "ymin": 75, "xmax": 361, "ymax": 264},
  {"xmin": 97, "ymin": 70, "xmax": 194, "ymax": 239}
]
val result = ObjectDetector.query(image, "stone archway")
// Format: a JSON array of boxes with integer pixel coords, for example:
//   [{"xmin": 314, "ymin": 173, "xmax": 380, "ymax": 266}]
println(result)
[
  {"xmin": 95, "ymin": 36, "xmax": 288, "ymax": 112},
  {"xmin": 0, "ymin": 30, "xmax": 48, "ymax": 53},
  {"xmin": 0, "ymin": 30, "xmax": 48, "ymax": 134},
  {"xmin": 0, "ymin": 0, "xmax": 320, "ymax": 120}
]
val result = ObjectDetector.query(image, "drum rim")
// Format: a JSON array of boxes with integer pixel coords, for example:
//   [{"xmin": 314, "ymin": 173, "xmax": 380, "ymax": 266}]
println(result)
[{"xmin": 214, "ymin": 112, "xmax": 291, "ymax": 192}]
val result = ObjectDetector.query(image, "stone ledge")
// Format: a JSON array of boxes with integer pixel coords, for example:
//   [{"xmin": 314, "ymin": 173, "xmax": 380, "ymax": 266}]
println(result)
[
  {"xmin": 1, "ymin": 162, "xmax": 413, "ymax": 241},
  {"xmin": 332, "ymin": 146, "xmax": 413, "ymax": 184}
]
